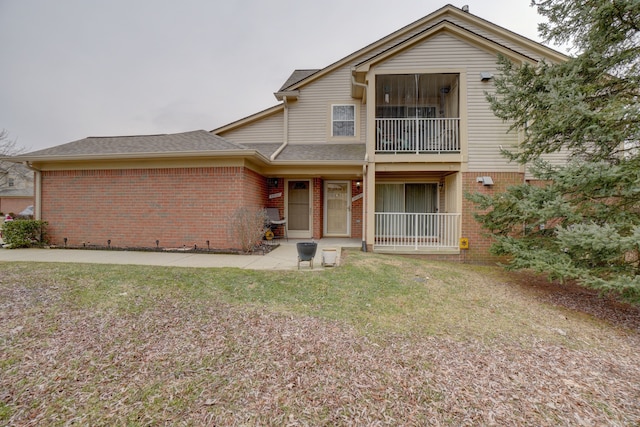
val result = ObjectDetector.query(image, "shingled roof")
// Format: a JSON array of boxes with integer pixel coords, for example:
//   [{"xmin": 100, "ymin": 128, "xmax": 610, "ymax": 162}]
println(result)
[
  {"xmin": 8, "ymin": 131, "xmax": 366, "ymax": 164},
  {"xmin": 232, "ymin": 143, "xmax": 366, "ymax": 163},
  {"xmin": 275, "ymin": 144, "xmax": 366, "ymax": 162},
  {"xmin": 279, "ymin": 69, "xmax": 320, "ymax": 91},
  {"xmin": 14, "ymin": 130, "xmax": 250, "ymax": 159}
]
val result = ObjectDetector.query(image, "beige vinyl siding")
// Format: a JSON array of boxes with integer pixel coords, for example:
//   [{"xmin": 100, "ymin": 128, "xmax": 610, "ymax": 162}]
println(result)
[
  {"xmin": 373, "ymin": 32, "xmax": 520, "ymax": 172},
  {"xmin": 288, "ymin": 66, "xmax": 366, "ymax": 145},
  {"xmin": 218, "ymin": 110, "xmax": 284, "ymax": 144},
  {"xmin": 525, "ymin": 149, "xmax": 571, "ymax": 179}
]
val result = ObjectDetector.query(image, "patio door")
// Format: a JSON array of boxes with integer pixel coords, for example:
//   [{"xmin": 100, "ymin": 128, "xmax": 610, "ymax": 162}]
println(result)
[
  {"xmin": 324, "ymin": 181, "xmax": 350, "ymax": 237},
  {"xmin": 375, "ymin": 182, "xmax": 438, "ymax": 236},
  {"xmin": 286, "ymin": 180, "xmax": 312, "ymax": 238}
]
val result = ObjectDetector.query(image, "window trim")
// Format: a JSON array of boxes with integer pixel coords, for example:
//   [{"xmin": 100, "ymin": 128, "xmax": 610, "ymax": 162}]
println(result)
[{"xmin": 329, "ymin": 103, "xmax": 359, "ymax": 141}]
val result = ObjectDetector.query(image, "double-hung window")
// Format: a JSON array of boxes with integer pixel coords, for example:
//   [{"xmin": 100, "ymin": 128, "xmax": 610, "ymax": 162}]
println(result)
[{"xmin": 331, "ymin": 104, "xmax": 355, "ymax": 137}]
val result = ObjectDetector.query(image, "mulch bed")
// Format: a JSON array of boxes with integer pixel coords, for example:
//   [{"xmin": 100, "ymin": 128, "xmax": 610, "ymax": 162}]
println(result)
[{"xmin": 510, "ymin": 272, "xmax": 640, "ymax": 332}]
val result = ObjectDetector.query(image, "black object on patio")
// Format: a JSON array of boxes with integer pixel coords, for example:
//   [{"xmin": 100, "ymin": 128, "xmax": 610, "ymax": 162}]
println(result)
[{"xmin": 296, "ymin": 242, "xmax": 318, "ymax": 270}]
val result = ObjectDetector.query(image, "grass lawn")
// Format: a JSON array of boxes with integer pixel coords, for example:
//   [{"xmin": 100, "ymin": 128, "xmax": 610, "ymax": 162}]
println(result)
[{"xmin": 1, "ymin": 250, "xmax": 639, "ymax": 425}]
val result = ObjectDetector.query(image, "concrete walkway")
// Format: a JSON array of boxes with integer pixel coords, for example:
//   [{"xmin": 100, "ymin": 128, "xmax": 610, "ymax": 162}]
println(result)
[{"xmin": 0, "ymin": 239, "xmax": 362, "ymax": 270}]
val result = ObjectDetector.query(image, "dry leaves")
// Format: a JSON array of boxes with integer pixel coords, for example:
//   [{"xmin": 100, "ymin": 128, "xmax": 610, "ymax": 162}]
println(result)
[{"xmin": 1, "ymin": 269, "xmax": 639, "ymax": 426}]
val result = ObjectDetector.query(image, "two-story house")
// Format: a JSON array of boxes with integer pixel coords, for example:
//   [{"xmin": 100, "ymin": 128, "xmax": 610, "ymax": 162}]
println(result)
[
  {"xmin": 6, "ymin": 4, "xmax": 567, "ymax": 261},
  {"xmin": 0, "ymin": 162, "xmax": 34, "ymax": 216}
]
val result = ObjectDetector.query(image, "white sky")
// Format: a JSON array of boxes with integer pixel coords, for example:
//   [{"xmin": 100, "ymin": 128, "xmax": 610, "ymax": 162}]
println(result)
[{"xmin": 0, "ymin": 0, "xmax": 557, "ymax": 152}]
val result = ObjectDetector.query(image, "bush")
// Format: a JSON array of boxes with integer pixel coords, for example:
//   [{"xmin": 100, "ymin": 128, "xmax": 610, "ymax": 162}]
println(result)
[
  {"xmin": 1, "ymin": 220, "xmax": 48, "ymax": 248},
  {"xmin": 229, "ymin": 208, "xmax": 268, "ymax": 253}
]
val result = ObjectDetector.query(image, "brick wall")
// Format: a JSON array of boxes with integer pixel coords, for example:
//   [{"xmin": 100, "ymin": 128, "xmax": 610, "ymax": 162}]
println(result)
[
  {"xmin": 41, "ymin": 167, "xmax": 267, "ymax": 250},
  {"xmin": 461, "ymin": 171, "xmax": 525, "ymax": 263}
]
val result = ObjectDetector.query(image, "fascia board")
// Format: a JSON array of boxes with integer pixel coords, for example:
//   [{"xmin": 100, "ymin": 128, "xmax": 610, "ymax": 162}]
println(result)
[{"xmin": 7, "ymin": 150, "xmax": 272, "ymax": 166}]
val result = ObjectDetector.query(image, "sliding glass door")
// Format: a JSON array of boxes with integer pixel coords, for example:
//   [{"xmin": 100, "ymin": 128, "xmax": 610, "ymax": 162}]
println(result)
[{"xmin": 375, "ymin": 183, "xmax": 438, "ymax": 237}]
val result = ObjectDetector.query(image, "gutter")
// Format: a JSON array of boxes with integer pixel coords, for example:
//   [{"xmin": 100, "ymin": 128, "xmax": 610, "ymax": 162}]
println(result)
[
  {"xmin": 270, "ymin": 95, "xmax": 290, "ymax": 161},
  {"xmin": 351, "ymin": 71, "xmax": 368, "ymax": 103},
  {"xmin": 10, "ymin": 149, "xmax": 272, "ymax": 165}
]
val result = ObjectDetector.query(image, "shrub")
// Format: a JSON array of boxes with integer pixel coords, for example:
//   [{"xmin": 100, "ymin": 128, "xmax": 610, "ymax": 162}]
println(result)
[
  {"xmin": 2, "ymin": 220, "xmax": 48, "ymax": 248},
  {"xmin": 229, "ymin": 208, "xmax": 268, "ymax": 253}
]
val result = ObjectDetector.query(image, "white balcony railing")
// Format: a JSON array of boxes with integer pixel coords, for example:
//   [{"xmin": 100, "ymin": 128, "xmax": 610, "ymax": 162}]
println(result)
[
  {"xmin": 374, "ymin": 212, "xmax": 461, "ymax": 250},
  {"xmin": 376, "ymin": 118, "xmax": 460, "ymax": 153}
]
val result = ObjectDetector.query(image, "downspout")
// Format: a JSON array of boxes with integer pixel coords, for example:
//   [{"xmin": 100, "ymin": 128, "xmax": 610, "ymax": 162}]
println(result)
[
  {"xmin": 352, "ymin": 70, "xmax": 369, "ymax": 251},
  {"xmin": 270, "ymin": 96, "xmax": 289, "ymax": 161},
  {"xmin": 23, "ymin": 161, "xmax": 41, "ymax": 220}
]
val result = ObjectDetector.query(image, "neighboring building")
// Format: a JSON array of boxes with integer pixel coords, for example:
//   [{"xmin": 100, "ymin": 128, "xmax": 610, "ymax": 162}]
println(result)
[
  {"xmin": 0, "ymin": 161, "xmax": 34, "ymax": 216},
  {"xmin": 5, "ymin": 5, "xmax": 567, "ymax": 261}
]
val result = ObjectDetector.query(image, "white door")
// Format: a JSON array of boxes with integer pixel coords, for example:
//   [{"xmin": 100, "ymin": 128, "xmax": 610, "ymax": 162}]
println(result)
[
  {"xmin": 324, "ymin": 181, "xmax": 350, "ymax": 236},
  {"xmin": 286, "ymin": 180, "xmax": 312, "ymax": 238}
]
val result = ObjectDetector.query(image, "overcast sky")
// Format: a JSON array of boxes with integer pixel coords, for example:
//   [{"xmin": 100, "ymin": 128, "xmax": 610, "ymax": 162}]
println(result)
[{"xmin": 0, "ymin": 1, "xmax": 558, "ymax": 152}]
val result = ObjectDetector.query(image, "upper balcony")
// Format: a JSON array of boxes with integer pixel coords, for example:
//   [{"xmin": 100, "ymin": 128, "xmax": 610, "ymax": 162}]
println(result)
[{"xmin": 375, "ymin": 73, "xmax": 460, "ymax": 155}]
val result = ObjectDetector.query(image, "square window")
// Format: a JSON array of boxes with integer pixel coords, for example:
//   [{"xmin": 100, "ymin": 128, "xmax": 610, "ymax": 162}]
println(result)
[{"xmin": 332, "ymin": 104, "xmax": 355, "ymax": 137}]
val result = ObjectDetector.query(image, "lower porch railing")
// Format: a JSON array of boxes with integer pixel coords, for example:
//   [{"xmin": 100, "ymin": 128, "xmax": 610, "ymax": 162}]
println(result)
[{"xmin": 374, "ymin": 212, "xmax": 461, "ymax": 250}]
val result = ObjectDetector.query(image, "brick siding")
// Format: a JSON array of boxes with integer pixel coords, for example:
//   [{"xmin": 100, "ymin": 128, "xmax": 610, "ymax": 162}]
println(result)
[
  {"xmin": 460, "ymin": 171, "xmax": 525, "ymax": 263},
  {"xmin": 41, "ymin": 167, "xmax": 267, "ymax": 250}
]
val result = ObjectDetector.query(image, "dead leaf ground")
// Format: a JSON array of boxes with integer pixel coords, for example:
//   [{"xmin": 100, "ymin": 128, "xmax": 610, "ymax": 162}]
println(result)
[{"xmin": 1, "ymin": 258, "xmax": 639, "ymax": 426}]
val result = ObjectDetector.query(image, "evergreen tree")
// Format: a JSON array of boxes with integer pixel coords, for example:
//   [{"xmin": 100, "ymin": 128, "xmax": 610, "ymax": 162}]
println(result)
[{"xmin": 469, "ymin": 0, "xmax": 640, "ymax": 302}]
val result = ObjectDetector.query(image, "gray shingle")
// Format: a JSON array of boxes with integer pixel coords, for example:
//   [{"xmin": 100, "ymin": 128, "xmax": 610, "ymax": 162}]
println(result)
[
  {"xmin": 240, "ymin": 143, "xmax": 283, "ymax": 158},
  {"xmin": 279, "ymin": 69, "xmax": 320, "ymax": 91},
  {"xmin": 18, "ymin": 130, "xmax": 245, "ymax": 158},
  {"xmin": 275, "ymin": 144, "xmax": 366, "ymax": 162}
]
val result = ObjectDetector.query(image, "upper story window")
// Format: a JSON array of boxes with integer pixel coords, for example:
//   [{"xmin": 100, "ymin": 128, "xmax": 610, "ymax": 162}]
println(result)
[
  {"xmin": 332, "ymin": 104, "xmax": 355, "ymax": 137},
  {"xmin": 8, "ymin": 178, "xmax": 14, "ymax": 187}
]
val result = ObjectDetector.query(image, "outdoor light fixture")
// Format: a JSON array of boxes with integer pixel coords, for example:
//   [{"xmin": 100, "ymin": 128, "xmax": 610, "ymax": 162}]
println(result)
[
  {"xmin": 269, "ymin": 178, "xmax": 279, "ymax": 187},
  {"xmin": 356, "ymin": 181, "xmax": 361, "ymax": 190},
  {"xmin": 476, "ymin": 176, "xmax": 494, "ymax": 186}
]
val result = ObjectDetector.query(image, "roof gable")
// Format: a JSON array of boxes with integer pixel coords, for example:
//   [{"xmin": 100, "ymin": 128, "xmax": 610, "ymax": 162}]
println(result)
[
  {"xmin": 283, "ymin": 4, "xmax": 566, "ymax": 92},
  {"xmin": 217, "ymin": 4, "xmax": 567, "ymax": 132},
  {"xmin": 354, "ymin": 19, "xmax": 537, "ymax": 74}
]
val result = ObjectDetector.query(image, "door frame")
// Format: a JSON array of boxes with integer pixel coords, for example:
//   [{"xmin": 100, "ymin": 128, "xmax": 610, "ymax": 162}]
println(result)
[
  {"xmin": 323, "ymin": 180, "xmax": 351, "ymax": 237},
  {"xmin": 284, "ymin": 179, "xmax": 313, "ymax": 239}
]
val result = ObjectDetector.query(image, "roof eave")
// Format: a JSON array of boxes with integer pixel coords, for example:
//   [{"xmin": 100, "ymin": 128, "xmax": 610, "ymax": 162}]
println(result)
[
  {"xmin": 271, "ymin": 159, "xmax": 365, "ymax": 166},
  {"xmin": 274, "ymin": 90, "xmax": 300, "ymax": 101},
  {"xmin": 6, "ymin": 150, "xmax": 272, "ymax": 165}
]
